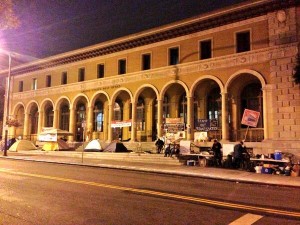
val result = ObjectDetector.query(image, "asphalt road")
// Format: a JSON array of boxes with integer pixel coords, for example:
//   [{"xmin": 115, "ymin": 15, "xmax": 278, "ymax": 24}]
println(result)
[{"xmin": 0, "ymin": 159, "xmax": 300, "ymax": 225}]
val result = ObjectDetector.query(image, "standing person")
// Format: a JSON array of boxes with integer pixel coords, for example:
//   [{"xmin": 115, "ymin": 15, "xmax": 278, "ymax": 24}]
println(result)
[
  {"xmin": 211, "ymin": 139, "xmax": 222, "ymax": 167},
  {"xmin": 233, "ymin": 140, "xmax": 246, "ymax": 169},
  {"xmin": 155, "ymin": 138, "xmax": 164, "ymax": 153}
]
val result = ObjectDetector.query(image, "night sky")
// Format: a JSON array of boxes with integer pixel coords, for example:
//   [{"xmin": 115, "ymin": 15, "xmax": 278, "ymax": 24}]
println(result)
[{"xmin": 0, "ymin": 0, "xmax": 246, "ymax": 67}]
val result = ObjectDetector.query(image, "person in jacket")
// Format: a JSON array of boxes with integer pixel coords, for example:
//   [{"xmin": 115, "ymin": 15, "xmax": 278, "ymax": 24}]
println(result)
[
  {"xmin": 211, "ymin": 139, "xmax": 222, "ymax": 167},
  {"xmin": 233, "ymin": 140, "xmax": 246, "ymax": 169}
]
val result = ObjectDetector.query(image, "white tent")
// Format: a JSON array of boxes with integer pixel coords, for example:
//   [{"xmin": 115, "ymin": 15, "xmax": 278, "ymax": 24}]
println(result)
[{"xmin": 84, "ymin": 139, "xmax": 106, "ymax": 152}]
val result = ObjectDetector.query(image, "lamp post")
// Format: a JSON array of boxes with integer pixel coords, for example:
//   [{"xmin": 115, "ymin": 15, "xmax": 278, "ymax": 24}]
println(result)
[{"xmin": 3, "ymin": 52, "xmax": 12, "ymax": 156}]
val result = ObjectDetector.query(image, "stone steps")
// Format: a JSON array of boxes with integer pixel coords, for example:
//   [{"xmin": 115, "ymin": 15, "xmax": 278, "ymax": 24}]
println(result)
[{"xmin": 19, "ymin": 150, "xmax": 183, "ymax": 165}]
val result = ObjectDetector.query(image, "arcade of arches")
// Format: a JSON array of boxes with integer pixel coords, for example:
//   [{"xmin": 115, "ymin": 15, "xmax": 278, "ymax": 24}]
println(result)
[{"xmin": 10, "ymin": 72, "xmax": 266, "ymax": 143}]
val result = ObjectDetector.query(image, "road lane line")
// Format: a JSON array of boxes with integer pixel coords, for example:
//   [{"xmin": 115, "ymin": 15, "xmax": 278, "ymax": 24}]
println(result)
[
  {"xmin": 229, "ymin": 213, "xmax": 263, "ymax": 225},
  {"xmin": 1, "ymin": 168, "xmax": 300, "ymax": 218}
]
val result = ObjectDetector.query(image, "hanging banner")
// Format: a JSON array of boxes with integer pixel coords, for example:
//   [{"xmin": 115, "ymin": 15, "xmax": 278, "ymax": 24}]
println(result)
[
  {"xmin": 111, "ymin": 120, "xmax": 132, "ymax": 128},
  {"xmin": 164, "ymin": 118, "xmax": 185, "ymax": 133},
  {"xmin": 241, "ymin": 109, "xmax": 260, "ymax": 127},
  {"xmin": 195, "ymin": 119, "xmax": 218, "ymax": 131}
]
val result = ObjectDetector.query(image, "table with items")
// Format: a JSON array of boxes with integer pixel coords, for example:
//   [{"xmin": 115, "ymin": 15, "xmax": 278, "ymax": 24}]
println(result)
[
  {"xmin": 250, "ymin": 157, "xmax": 290, "ymax": 175},
  {"xmin": 181, "ymin": 152, "xmax": 214, "ymax": 166}
]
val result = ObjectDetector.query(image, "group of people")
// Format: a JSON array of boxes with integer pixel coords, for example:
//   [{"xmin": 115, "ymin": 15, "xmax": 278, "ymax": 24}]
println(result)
[
  {"xmin": 211, "ymin": 139, "xmax": 249, "ymax": 169},
  {"xmin": 155, "ymin": 138, "xmax": 180, "ymax": 157},
  {"xmin": 156, "ymin": 137, "xmax": 249, "ymax": 169}
]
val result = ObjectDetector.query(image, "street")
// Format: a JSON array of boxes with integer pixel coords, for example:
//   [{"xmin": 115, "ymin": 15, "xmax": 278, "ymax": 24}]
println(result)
[{"xmin": 0, "ymin": 158, "xmax": 300, "ymax": 225}]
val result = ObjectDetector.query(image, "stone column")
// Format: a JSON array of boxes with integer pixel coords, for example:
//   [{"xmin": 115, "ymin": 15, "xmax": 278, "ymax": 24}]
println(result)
[
  {"xmin": 187, "ymin": 97, "xmax": 194, "ymax": 141},
  {"xmin": 68, "ymin": 107, "xmax": 75, "ymax": 141},
  {"xmin": 104, "ymin": 103, "xmax": 109, "ymax": 141},
  {"xmin": 53, "ymin": 109, "xmax": 59, "ymax": 129},
  {"xmin": 23, "ymin": 113, "xmax": 30, "ymax": 140},
  {"xmin": 131, "ymin": 101, "xmax": 137, "ymax": 142},
  {"xmin": 262, "ymin": 86, "xmax": 271, "ymax": 140},
  {"xmin": 87, "ymin": 106, "xmax": 93, "ymax": 132},
  {"xmin": 107, "ymin": 104, "xmax": 113, "ymax": 142},
  {"xmin": 221, "ymin": 92, "xmax": 229, "ymax": 141},
  {"xmin": 37, "ymin": 110, "xmax": 44, "ymax": 134},
  {"xmin": 157, "ymin": 99, "xmax": 163, "ymax": 138}
]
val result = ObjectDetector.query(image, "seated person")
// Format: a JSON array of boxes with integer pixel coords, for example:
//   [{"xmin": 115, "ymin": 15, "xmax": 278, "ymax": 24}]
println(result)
[
  {"xmin": 170, "ymin": 144, "xmax": 180, "ymax": 157},
  {"xmin": 164, "ymin": 144, "xmax": 171, "ymax": 157}
]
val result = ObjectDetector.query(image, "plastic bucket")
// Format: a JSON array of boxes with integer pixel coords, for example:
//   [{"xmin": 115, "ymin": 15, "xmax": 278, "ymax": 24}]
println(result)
[
  {"xmin": 255, "ymin": 166, "xmax": 262, "ymax": 173},
  {"xmin": 274, "ymin": 150, "xmax": 282, "ymax": 160}
]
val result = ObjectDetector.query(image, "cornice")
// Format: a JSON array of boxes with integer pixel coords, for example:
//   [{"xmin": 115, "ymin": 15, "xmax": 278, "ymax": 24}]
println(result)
[
  {"xmin": 12, "ymin": 43, "xmax": 298, "ymax": 101},
  {"xmin": 1, "ymin": 0, "xmax": 297, "ymax": 77}
]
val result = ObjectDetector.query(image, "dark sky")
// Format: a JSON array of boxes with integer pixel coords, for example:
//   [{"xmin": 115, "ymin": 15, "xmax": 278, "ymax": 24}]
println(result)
[{"xmin": 0, "ymin": 0, "xmax": 246, "ymax": 67}]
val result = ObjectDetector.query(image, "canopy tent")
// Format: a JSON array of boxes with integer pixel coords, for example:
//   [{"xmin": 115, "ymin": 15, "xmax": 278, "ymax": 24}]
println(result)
[
  {"xmin": 103, "ymin": 142, "xmax": 129, "ymax": 152},
  {"xmin": 84, "ymin": 139, "xmax": 107, "ymax": 152},
  {"xmin": 40, "ymin": 128, "xmax": 73, "ymax": 135},
  {"xmin": 42, "ymin": 139, "xmax": 70, "ymax": 151},
  {"xmin": 38, "ymin": 128, "xmax": 73, "ymax": 142},
  {"xmin": 9, "ymin": 140, "xmax": 37, "ymax": 151}
]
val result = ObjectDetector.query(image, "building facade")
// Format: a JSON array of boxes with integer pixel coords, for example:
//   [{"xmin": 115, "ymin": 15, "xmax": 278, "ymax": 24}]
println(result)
[{"xmin": 1, "ymin": 0, "xmax": 300, "ymax": 155}]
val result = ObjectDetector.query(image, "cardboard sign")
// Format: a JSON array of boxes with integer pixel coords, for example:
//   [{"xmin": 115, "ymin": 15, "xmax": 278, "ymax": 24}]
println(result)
[
  {"xmin": 195, "ymin": 119, "xmax": 218, "ymax": 131},
  {"xmin": 241, "ymin": 109, "xmax": 260, "ymax": 127}
]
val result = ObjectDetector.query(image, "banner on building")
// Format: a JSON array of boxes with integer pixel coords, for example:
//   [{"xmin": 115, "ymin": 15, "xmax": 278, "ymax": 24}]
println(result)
[
  {"xmin": 111, "ymin": 120, "xmax": 132, "ymax": 128},
  {"xmin": 241, "ymin": 109, "xmax": 260, "ymax": 127},
  {"xmin": 164, "ymin": 118, "xmax": 185, "ymax": 133},
  {"xmin": 195, "ymin": 119, "xmax": 218, "ymax": 131}
]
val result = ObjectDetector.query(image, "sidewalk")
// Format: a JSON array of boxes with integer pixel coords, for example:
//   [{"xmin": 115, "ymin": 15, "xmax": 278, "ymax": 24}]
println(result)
[{"xmin": 1, "ymin": 150, "xmax": 300, "ymax": 188}]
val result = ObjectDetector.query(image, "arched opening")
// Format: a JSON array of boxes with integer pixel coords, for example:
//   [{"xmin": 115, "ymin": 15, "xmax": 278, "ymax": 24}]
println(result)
[
  {"xmin": 30, "ymin": 106, "xmax": 38, "ymax": 135},
  {"xmin": 76, "ymin": 102, "xmax": 86, "ymax": 142},
  {"xmin": 93, "ymin": 101, "xmax": 104, "ymax": 132},
  {"xmin": 45, "ymin": 105, "xmax": 54, "ymax": 127},
  {"xmin": 59, "ymin": 104, "xmax": 70, "ymax": 131}
]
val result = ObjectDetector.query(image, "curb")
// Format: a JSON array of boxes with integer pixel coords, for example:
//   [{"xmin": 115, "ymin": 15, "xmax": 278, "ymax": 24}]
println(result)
[{"xmin": 2, "ymin": 156, "xmax": 300, "ymax": 188}]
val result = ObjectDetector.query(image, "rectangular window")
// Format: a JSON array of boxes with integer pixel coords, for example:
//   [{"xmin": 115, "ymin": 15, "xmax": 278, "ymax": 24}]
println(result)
[
  {"xmin": 118, "ymin": 59, "xmax": 126, "ymax": 75},
  {"xmin": 61, "ymin": 72, "xmax": 67, "ymax": 85},
  {"xmin": 18, "ymin": 81, "xmax": 23, "ymax": 92},
  {"xmin": 200, "ymin": 40, "xmax": 212, "ymax": 59},
  {"xmin": 46, "ymin": 75, "xmax": 51, "ymax": 87},
  {"xmin": 78, "ymin": 68, "xmax": 85, "ymax": 82},
  {"xmin": 169, "ymin": 47, "xmax": 179, "ymax": 65},
  {"xmin": 142, "ymin": 53, "xmax": 151, "ymax": 70},
  {"xmin": 32, "ymin": 78, "xmax": 37, "ymax": 90},
  {"xmin": 236, "ymin": 31, "xmax": 250, "ymax": 53},
  {"xmin": 97, "ymin": 64, "xmax": 105, "ymax": 78}
]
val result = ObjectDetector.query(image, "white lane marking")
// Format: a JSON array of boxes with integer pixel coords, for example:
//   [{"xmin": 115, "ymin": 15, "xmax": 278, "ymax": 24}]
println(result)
[{"xmin": 229, "ymin": 213, "xmax": 263, "ymax": 225}]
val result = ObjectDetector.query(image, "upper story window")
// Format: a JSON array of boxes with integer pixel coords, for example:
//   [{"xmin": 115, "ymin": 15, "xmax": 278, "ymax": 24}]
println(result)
[
  {"xmin": 199, "ymin": 39, "xmax": 212, "ymax": 60},
  {"xmin": 61, "ymin": 72, "xmax": 67, "ymax": 85},
  {"xmin": 169, "ymin": 47, "xmax": 179, "ymax": 65},
  {"xmin": 142, "ymin": 53, "xmax": 151, "ymax": 70},
  {"xmin": 78, "ymin": 68, "xmax": 85, "ymax": 82},
  {"xmin": 46, "ymin": 75, "xmax": 51, "ymax": 87},
  {"xmin": 236, "ymin": 30, "xmax": 250, "ymax": 53},
  {"xmin": 18, "ymin": 81, "xmax": 23, "ymax": 92},
  {"xmin": 97, "ymin": 64, "xmax": 105, "ymax": 78},
  {"xmin": 118, "ymin": 59, "xmax": 126, "ymax": 75},
  {"xmin": 32, "ymin": 78, "xmax": 37, "ymax": 90}
]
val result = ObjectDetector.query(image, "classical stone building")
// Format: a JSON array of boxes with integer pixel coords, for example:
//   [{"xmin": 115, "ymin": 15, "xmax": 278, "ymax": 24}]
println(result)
[{"xmin": 1, "ymin": 0, "xmax": 299, "ymax": 155}]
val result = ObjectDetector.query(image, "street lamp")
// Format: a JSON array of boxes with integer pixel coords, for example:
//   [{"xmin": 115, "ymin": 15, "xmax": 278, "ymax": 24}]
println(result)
[{"xmin": 2, "ymin": 51, "xmax": 12, "ymax": 156}]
